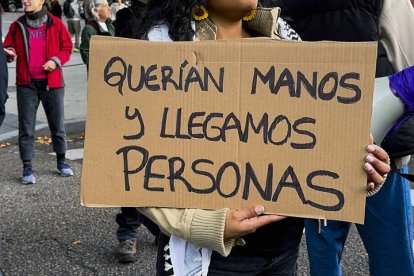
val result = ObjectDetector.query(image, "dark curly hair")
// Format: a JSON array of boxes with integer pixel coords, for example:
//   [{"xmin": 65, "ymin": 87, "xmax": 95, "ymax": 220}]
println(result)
[
  {"xmin": 258, "ymin": 0, "xmax": 283, "ymax": 8},
  {"xmin": 114, "ymin": 0, "xmax": 148, "ymax": 38},
  {"xmin": 136, "ymin": 0, "xmax": 205, "ymax": 41}
]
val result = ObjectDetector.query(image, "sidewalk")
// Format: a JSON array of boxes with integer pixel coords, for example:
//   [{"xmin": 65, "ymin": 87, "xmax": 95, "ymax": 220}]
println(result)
[{"xmin": 0, "ymin": 52, "xmax": 87, "ymax": 142}]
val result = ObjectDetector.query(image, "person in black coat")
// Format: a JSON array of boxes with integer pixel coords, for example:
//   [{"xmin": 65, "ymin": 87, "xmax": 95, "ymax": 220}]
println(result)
[
  {"xmin": 263, "ymin": 0, "xmax": 413, "ymax": 275},
  {"xmin": 0, "ymin": 10, "xmax": 9, "ymax": 127},
  {"xmin": 48, "ymin": 0, "xmax": 63, "ymax": 18},
  {"xmin": 113, "ymin": 0, "xmax": 147, "ymax": 38},
  {"xmin": 277, "ymin": 0, "xmax": 394, "ymax": 77},
  {"xmin": 111, "ymin": 0, "xmax": 161, "ymax": 264}
]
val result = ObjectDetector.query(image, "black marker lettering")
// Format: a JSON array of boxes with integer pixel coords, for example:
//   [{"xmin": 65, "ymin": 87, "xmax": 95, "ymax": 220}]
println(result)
[
  {"xmin": 123, "ymin": 106, "xmax": 145, "ymax": 140},
  {"xmin": 306, "ymin": 170, "xmax": 344, "ymax": 211},
  {"xmin": 116, "ymin": 145, "xmax": 148, "ymax": 191}
]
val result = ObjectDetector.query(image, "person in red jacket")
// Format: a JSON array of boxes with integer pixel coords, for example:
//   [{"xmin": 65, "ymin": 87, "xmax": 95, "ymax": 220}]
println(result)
[{"xmin": 4, "ymin": 0, "xmax": 74, "ymax": 185}]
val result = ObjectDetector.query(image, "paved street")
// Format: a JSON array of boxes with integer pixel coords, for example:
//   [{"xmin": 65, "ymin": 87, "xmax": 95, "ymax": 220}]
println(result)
[
  {"xmin": 0, "ymin": 136, "xmax": 158, "ymax": 275},
  {"xmin": 1, "ymin": 10, "xmax": 413, "ymax": 276}
]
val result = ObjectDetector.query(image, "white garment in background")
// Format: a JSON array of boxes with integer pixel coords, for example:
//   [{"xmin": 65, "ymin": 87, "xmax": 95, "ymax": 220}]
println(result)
[
  {"xmin": 70, "ymin": 0, "xmax": 81, "ymax": 20},
  {"xmin": 110, "ymin": 2, "xmax": 126, "ymax": 20},
  {"xmin": 379, "ymin": 0, "xmax": 414, "ymax": 71},
  {"xmin": 97, "ymin": 21, "xmax": 108, "ymax": 32}
]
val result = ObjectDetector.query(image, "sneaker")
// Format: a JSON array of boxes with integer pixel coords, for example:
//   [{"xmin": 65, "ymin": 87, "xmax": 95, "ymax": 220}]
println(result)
[
  {"xmin": 57, "ymin": 162, "xmax": 74, "ymax": 177},
  {"xmin": 117, "ymin": 238, "xmax": 137, "ymax": 263},
  {"xmin": 22, "ymin": 166, "xmax": 36, "ymax": 185},
  {"xmin": 73, "ymin": 48, "xmax": 80, "ymax": 52}
]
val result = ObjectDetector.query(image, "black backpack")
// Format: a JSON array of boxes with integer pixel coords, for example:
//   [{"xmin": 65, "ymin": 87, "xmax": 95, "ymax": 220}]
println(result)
[
  {"xmin": 381, "ymin": 112, "xmax": 414, "ymax": 181},
  {"xmin": 63, "ymin": 0, "xmax": 74, "ymax": 18}
]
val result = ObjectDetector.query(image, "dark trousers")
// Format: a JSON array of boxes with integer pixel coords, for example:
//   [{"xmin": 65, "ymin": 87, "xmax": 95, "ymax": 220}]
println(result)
[
  {"xmin": 208, "ymin": 248, "xmax": 298, "ymax": 275},
  {"xmin": 67, "ymin": 19, "xmax": 81, "ymax": 48},
  {"xmin": 0, "ymin": 39, "xmax": 8, "ymax": 127},
  {"xmin": 116, "ymin": 207, "xmax": 160, "ymax": 240},
  {"xmin": 17, "ymin": 79, "xmax": 67, "ymax": 161},
  {"xmin": 156, "ymin": 232, "xmax": 299, "ymax": 276}
]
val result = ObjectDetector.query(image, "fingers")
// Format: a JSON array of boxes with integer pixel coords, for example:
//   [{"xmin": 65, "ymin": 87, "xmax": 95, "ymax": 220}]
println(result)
[
  {"xmin": 237, "ymin": 206, "xmax": 286, "ymax": 228},
  {"xmin": 4, "ymin": 48, "xmax": 13, "ymax": 56},
  {"xmin": 365, "ymin": 152, "xmax": 390, "ymax": 174},
  {"xmin": 233, "ymin": 205, "xmax": 265, "ymax": 221},
  {"xmin": 43, "ymin": 65, "xmax": 54, "ymax": 72},
  {"xmin": 367, "ymin": 144, "xmax": 389, "ymax": 163},
  {"xmin": 366, "ymin": 181, "xmax": 375, "ymax": 191},
  {"xmin": 365, "ymin": 145, "xmax": 390, "ymax": 184},
  {"xmin": 364, "ymin": 162, "xmax": 387, "ymax": 186},
  {"xmin": 246, "ymin": 214, "xmax": 285, "ymax": 230},
  {"xmin": 365, "ymin": 136, "xmax": 390, "ymax": 187},
  {"xmin": 4, "ymin": 49, "xmax": 16, "ymax": 59},
  {"xmin": 224, "ymin": 206, "xmax": 285, "ymax": 240},
  {"xmin": 233, "ymin": 205, "xmax": 285, "ymax": 222},
  {"xmin": 369, "ymin": 133, "xmax": 374, "ymax": 145}
]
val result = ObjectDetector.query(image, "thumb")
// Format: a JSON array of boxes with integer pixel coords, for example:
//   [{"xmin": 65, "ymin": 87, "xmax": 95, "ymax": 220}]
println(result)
[
  {"xmin": 235, "ymin": 205, "xmax": 265, "ymax": 220},
  {"xmin": 369, "ymin": 133, "xmax": 374, "ymax": 145}
]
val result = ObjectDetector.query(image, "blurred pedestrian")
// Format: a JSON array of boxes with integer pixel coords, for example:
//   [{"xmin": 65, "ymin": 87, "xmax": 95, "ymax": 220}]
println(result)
[
  {"xmin": 63, "ymin": 0, "xmax": 81, "ymax": 51},
  {"xmin": 3, "ymin": 0, "xmax": 74, "ymax": 184},
  {"xmin": 48, "ymin": 0, "xmax": 62, "ymax": 18},
  {"xmin": 110, "ymin": 0, "xmax": 125, "ymax": 21},
  {"xmin": 79, "ymin": 0, "xmax": 114, "ymax": 71},
  {"xmin": 111, "ymin": 0, "xmax": 161, "ymax": 264},
  {"xmin": 0, "ymin": 6, "xmax": 8, "ymax": 127},
  {"xmin": 273, "ymin": 0, "xmax": 414, "ymax": 275},
  {"xmin": 82, "ymin": 0, "xmax": 94, "ymax": 23}
]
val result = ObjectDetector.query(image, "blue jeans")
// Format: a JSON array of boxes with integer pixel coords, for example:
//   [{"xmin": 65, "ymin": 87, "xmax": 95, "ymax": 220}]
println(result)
[
  {"xmin": 17, "ymin": 79, "xmax": 67, "ymax": 161},
  {"xmin": 305, "ymin": 167, "xmax": 414, "ymax": 276}
]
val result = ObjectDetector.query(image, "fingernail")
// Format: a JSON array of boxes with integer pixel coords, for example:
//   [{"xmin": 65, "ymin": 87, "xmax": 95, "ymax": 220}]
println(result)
[
  {"xmin": 366, "ymin": 155, "xmax": 374, "ymax": 162},
  {"xmin": 255, "ymin": 206, "xmax": 264, "ymax": 215},
  {"xmin": 364, "ymin": 163, "xmax": 373, "ymax": 171},
  {"xmin": 367, "ymin": 145, "xmax": 375, "ymax": 153}
]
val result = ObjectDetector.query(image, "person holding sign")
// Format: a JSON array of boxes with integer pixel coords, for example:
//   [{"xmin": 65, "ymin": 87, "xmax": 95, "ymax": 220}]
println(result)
[{"xmin": 124, "ymin": 1, "xmax": 391, "ymax": 275}]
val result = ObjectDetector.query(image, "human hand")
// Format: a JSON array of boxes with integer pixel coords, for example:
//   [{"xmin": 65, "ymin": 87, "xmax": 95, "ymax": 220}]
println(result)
[
  {"xmin": 42, "ymin": 60, "xmax": 57, "ymax": 72},
  {"xmin": 224, "ymin": 205, "xmax": 285, "ymax": 240},
  {"xmin": 4, "ymin": 48, "xmax": 17, "ymax": 61},
  {"xmin": 365, "ymin": 134, "xmax": 390, "ymax": 191}
]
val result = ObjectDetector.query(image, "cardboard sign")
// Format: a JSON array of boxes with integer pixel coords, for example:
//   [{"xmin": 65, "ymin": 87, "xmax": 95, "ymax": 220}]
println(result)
[{"xmin": 81, "ymin": 36, "xmax": 377, "ymax": 224}]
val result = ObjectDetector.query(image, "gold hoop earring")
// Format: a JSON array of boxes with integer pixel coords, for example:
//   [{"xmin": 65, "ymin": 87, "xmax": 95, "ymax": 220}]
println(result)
[
  {"xmin": 243, "ymin": 9, "xmax": 256, "ymax": 21},
  {"xmin": 193, "ymin": 5, "xmax": 209, "ymax": 21}
]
